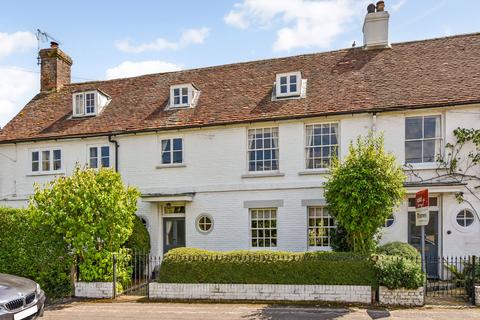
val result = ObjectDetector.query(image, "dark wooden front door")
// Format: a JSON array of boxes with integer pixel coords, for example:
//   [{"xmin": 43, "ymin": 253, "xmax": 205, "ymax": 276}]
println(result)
[
  {"xmin": 408, "ymin": 210, "xmax": 439, "ymax": 278},
  {"xmin": 163, "ymin": 217, "xmax": 186, "ymax": 254}
]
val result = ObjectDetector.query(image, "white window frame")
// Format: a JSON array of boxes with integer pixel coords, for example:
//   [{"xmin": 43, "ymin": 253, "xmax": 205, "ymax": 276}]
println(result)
[
  {"xmin": 276, "ymin": 71, "xmax": 301, "ymax": 98},
  {"xmin": 247, "ymin": 127, "xmax": 279, "ymax": 172},
  {"xmin": 196, "ymin": 214, "xmax": 214, "ymax": 234},
  {"xmin": 73, "ymin": 91, "xmax": 98, "ymax": 117},
  {"xmin": 305, "ymin": 122, "xmax": 339, "ymax": 170},
  {"xmin": 169, "ymin": 84, "xmax": 192, "ymax": 108},
  {"xmin": 30, "ymin": 148, "xmax": 63, "ymax": 174},
  {"xmin": 384, "ymin": 214, "xmax": 395, "ymax": 228},
  {"xmin": 405, "ymin": 115, "xmax": 443, "ymax": 165},
  {"xmin": 88, "ymin": 145, "xmax": 111, "ymax": 169},
  {"xmin": 307, "ymin": 206, "xmax": 336, "ymax": 249},
  {"xmin": 250, "ymin": 208, "xmax": 277, "ymax": 248},
  {"xmin": 160, "ymin": 138, "xmax": 184, "ymax": 165},
  {"xmin": 455, "ymin": 209, "xmax": 475, "ymax": 228}
]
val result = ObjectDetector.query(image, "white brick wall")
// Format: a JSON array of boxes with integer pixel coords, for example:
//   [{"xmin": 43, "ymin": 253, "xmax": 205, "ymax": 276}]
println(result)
[
  {"xmin": 74, "ymin": 282, "xmax": 114, "ymax": 299},
  {"xmin": 475, "ymin": 286, "xmax": 480, "ymax": 306},
  {"xmin": 149, "ymin": 283, "xmax": 372, "ymax": 303},
  {"xmin": 379, "ymin": 286, "xmax": 424, "ymax": 306},
  {"xmin": 1, "ymin": 107, "xmax": 480, "ymax": 257}
]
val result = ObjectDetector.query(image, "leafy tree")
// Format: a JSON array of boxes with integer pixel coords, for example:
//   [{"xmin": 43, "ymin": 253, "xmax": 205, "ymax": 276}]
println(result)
[
  {"xmin": 325, "ymin": 132, "xmax": 406, "ymax": 253},
  {"xmin": 30, "ymin": 167, "xmax": 140, "ymax": 283}
]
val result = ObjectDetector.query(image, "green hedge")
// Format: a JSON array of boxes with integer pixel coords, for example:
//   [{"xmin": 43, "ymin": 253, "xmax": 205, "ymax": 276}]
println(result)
[
  {"xmin": 0, "ymin": 207, "xmax": 73, "ymax": 298},
  {"xmin": 159, "ymin": 248, "xmax": 376, "ymax": 286},
  {"xmin": 372, "ymin": 254, "xmax": 424, "ymax": 289},
  {"xmin": 377, "ymin": 242, "xmax": 420, "ymax": 261}
]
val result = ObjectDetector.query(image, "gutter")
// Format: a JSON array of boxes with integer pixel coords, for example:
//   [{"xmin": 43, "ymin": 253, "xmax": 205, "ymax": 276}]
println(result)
[
  {"xmin": 108, "ymin": 135, "xmax": 119, "ymax": 172},
  {"xmin": 1, "ymin": 99, "xmax": 480, "ymax": 145}
]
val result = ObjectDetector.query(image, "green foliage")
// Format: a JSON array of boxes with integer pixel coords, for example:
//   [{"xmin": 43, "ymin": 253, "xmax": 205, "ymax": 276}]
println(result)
[
  {"xmin": 372, "ymin": 254, "xmax": 424, "ymax": 290},
  {"xmin": 377, "ymin": 242, "xmax": 420, "ymax": 261},
  {"xmin": 329, "ymin": 225, "xmax": 350, "ymax": 252},
  {"xmin": 30, "ymin": 167, "xmax": 140, "ymax": 283},
  {"xmin": 0, "ymin": 207, "xmax": 73, "ymax": 298},
  {"xmin": 325, "ymin": 132, "xmax": 406, "ymax": 253},
  {"xmin": 124, "ymin": 216, "xmax": 151, "ymax": 253},
  {"xmin": 159, "ymin": 248, "xmax": 376, "ymax": 286}
]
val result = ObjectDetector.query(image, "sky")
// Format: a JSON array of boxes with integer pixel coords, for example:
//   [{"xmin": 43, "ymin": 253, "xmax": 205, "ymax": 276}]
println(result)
[{"xmin": 0, "ymin": 0, "xmax": 479, "ymax": 127}]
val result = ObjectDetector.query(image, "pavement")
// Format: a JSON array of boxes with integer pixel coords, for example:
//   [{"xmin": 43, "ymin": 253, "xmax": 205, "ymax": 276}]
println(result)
[{"xmin": 42, "ymin": 301, "xmax": 480, "ymax": 320}]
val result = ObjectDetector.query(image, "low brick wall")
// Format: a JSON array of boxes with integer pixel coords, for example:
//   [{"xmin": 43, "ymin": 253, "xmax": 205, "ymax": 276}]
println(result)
[
  {"xmin": 379, "ymin": 286, "xmax": 424, "ymax": 306},
  {"xmin": 74, "ymin": 282, "xmax": 114, "ymax": 299},
  {"xmin": 149, "ymin": 283, "xmax": 372, "ymax": 303},
  {"xmin": 475, "ymin": 286, "xmax": 480, "ymax": 306}
]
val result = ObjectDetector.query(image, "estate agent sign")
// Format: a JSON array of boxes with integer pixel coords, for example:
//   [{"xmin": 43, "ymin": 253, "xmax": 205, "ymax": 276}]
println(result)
[{"xmin": 415, "ymin": 189, "xmax": 429, "ymax": 226}]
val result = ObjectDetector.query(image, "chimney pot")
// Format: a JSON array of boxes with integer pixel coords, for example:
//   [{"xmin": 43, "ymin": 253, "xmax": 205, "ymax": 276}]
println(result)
[
  {"xmin": 39, "ymin": 44, "xmax": 73, "ymax": 93},
  {"xmin": 376, "ymin": 1, "xmax": 385, "ymax": 12},
  {"xmin": 367, "ymin": 3, "xmax": 376, "ymax": 13}
]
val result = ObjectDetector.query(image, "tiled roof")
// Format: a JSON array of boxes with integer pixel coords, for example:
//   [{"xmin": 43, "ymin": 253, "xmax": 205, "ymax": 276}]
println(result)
[{"xmin": 1, "ymin": 33, "xmax": 480, "ymax": 143}]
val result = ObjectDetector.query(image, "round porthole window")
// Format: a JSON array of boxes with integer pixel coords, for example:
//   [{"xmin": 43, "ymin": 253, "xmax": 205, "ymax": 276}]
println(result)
[
  {"xmin": 196, "ymin": 214, "xmax": 213, "ymax": 233},
  {"xmin": 384, "ymin": 214, "xmax": 395, "ymax": 228},
  {"xmin": 456, "ymin": 209, "xmax": 475, "ymax": 228}
]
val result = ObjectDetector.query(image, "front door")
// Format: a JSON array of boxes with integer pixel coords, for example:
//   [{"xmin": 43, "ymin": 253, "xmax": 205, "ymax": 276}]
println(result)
[
  {"xmin": 408, "ymin": 208, "xmax": 439, "ymax": 278},
  {"xmin": 163, "ymin": 217, "xmax": 186, "ymax": 254}
]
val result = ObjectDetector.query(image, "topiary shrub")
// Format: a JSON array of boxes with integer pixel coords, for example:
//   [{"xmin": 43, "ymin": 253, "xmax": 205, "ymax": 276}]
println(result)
[
  {"xmin": 372, "ymin": 254, "xmax": 424, "ymax": 290},
  {"xmin": 0, "ymin": 207, "xmax": 73, "ymax": 298},
  {"xmin": 377, "ymin": 242, "xmax": 420, "ymax": 261},
  {"xmin": 159, "ymin": 248, "xmax": 376, "ymax": 286}
]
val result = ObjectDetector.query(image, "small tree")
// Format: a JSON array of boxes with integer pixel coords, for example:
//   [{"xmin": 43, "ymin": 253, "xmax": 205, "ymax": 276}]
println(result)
[
  {"xmin": 325, "ymin": 132, "xmax": 406, "ymax": 253},
  {"xmin": 30, "ymin": 167, "xmax": 140, "ymax": 283}
]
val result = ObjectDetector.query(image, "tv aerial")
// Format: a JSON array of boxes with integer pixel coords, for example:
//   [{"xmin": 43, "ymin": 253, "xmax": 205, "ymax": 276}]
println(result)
[{"xmin": 35, "ymin": 29, "xmax": 61, "ymax": 65}]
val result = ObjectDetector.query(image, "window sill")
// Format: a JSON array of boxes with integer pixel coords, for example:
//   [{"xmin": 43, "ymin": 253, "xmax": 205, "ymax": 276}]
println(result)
[
  {"xmin": 404, "ymin": 163, "xmax": 439, "ymax": 170},
  {"xmin": 308, "ymin": 246, "xmax": 333, "ymax": 252},
  {"xmin": 241, "ymin": 172, "xmax": 285, "ymax": 179},
  {"xmin": 27, "ymin": 171, "xmax": 65, "ymax": 177},
  {"xmin": 156, "ymin": 163, "xmax": 186, "ymax": 169},
  {"xmin": 298, "ymin": 169, "xmax": 330, "ymax": 175}
]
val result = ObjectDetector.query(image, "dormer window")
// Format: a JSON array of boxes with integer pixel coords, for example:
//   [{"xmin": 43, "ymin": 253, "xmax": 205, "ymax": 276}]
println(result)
[
  {"xmin": 72, "ymin": 90, "xmax": 110, "ymax": 117},
  {"xmin": 275, "ymin": 71, "xmax": 304, "ymax": 99},
  {"xmin": 168, "ymin": 84, "xmax": 200, "ymax": 109}
]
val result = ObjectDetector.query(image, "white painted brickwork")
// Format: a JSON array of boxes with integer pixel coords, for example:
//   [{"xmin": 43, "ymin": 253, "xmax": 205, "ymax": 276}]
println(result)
[
  {"xmin": 74, "ymin": 282, "xmax": 114, "ymax": 299},
  {"xmin": 149, "ymin": 283, "xmax": 372, "ymax": 303},
  {"xmin": 476, "ymin": 286, "xmax": 480, "ymax": 306},
  {"xmin": 379, "ymin": 286, "xmax": 424, "ymax": 307}
]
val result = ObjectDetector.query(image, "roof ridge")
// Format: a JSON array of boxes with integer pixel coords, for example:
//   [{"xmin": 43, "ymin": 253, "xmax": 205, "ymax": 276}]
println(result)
[{"xmin": 67, "ymin": 32, "xmax": 480, "ymax": 87}]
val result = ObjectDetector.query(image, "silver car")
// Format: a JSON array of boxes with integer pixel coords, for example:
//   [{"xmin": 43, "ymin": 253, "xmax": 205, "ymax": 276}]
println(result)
[{"xmin": 0, "ymin": 273, "xmax": 45, "ymax": 320}]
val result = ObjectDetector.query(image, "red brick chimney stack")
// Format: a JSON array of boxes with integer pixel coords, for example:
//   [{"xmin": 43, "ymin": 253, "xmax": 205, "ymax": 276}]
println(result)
[{"xmin": 39, "ymin": 41, "xmax": 73, "ymax": 93}]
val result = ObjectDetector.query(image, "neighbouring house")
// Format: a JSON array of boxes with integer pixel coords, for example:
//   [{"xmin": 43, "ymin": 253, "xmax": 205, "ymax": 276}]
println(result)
[{"xmin": 0, "ymin": 3, "xmax": 479, "ymax": 276}]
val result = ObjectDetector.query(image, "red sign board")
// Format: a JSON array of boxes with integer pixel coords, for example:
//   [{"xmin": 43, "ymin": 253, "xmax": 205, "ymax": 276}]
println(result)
[{"xmin": 415, "ymin": 189, "xmax": 429, "ymax": 209}]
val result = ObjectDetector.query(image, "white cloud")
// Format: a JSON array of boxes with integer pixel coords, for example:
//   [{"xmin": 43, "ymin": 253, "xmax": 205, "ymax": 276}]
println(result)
[
  {"xmin": 0, "ymin": 67, "xmax": 37, "ymax": 127},
  {"xmin": 392, "ymin": 0, "xmax": 408, "ymax": 12},
  {"xmin": 0, "ymin": 31, "xmax": 37, "ymax": 59},
  {"xmin": 115, "ymin": 27, "xmax": 210, "ymax": 53},
  {"xmin": 105, "ymin": 60, "xmax": 182, "ymax": 80},
  {"xmin": 224, "ymin": 0, "xmax": 368, "ymax": 51}
]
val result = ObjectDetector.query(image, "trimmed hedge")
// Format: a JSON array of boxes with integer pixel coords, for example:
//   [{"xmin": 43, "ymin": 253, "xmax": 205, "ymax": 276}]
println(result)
[
  {"xmin": 372, "ymin": 254, "xmax": 424, "ymax": 290},
  {"xmin": 0, "ymin": 207, "xmax": 73, "ymax": 298},
  {"xmin": 159, "ymin": 248, "xmax": 376, "ymax": 286},
  {"xmin": 377, "ymin": 242, "xmax": 420, "ymax": 261}
]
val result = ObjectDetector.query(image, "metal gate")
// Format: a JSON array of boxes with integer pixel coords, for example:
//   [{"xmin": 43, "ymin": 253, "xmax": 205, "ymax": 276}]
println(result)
[
  {"xmin": 425, "ymin": 255, "xmax": 478, "ymax": 304},
  {"xmin": 113, "ymin": 252, "xmax": 161, "ymax": 298}
]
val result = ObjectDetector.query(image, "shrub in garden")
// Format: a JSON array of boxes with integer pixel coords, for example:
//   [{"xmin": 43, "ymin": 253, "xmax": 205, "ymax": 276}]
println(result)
[
  {"xmin": 372, "ymin": 254, "xmax": 424, "ymax": 290},
  {"xmin": 325, "ymin": 133, "xmax": 406, "ymax": 253},
  {"xmin": 159, "ymin": 248, "xmax": 376, "ymax": 286},
  {"xmin": 30, "ymin": 167, "xmax": 140, "ymax": 286},
  {"xmin": 0, "ymin": 207, "xmax": 73, "ymax": 298},
  {"xmin": 377, "ymin": 242, "xmax": 420, "ymax": 261},
  {"xmin": 124, "ymin": 215, "xmax": 151, "ymax": 253}
]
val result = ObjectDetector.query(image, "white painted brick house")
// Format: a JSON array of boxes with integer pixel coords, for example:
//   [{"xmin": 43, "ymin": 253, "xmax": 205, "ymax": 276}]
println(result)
[{"xmin": 0, "ymin": 5, "xmax": 479, "ymax": 276}]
